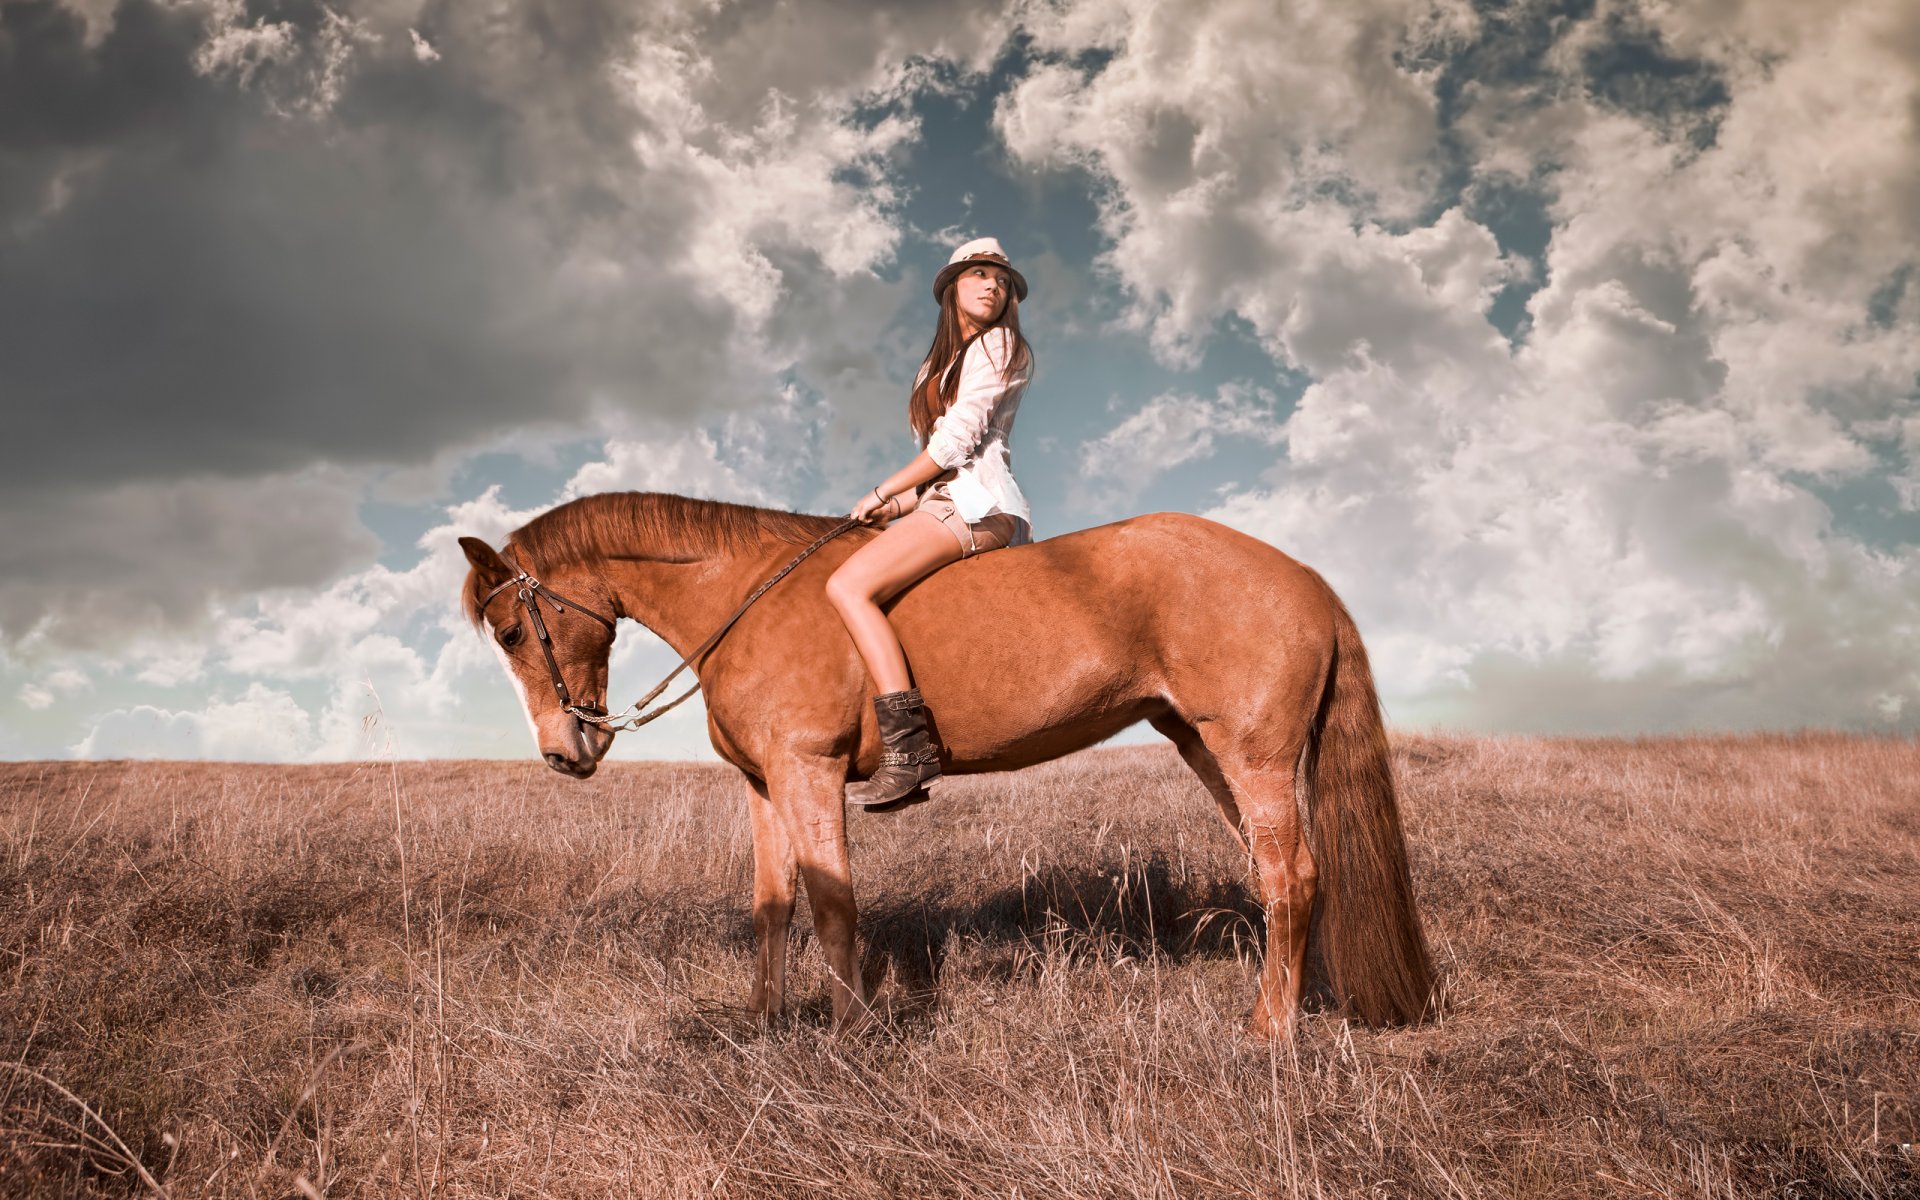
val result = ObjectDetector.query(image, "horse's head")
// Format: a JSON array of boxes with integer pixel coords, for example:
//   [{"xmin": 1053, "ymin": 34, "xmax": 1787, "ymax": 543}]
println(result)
[{"xmin": 459, "ymin": 536, "xmax": 618, "ymax": 778}]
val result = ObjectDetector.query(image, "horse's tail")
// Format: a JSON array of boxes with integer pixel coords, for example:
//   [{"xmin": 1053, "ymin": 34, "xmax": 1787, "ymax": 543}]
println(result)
[{"xmin": 1302, "ymin": 587, "xmax": 1436, "ymax": 1026}]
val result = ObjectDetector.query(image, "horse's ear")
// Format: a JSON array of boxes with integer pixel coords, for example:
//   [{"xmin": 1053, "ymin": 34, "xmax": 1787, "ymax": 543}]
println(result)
[{"xmin": 459, "ymin": 536, "xmax": 513, "ymax": 588}]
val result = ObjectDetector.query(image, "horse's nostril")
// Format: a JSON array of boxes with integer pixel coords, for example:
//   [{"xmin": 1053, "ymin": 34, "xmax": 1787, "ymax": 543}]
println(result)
[{"xmin": 544, "ymin": 752, "xmax": 576, "ymax": 773}]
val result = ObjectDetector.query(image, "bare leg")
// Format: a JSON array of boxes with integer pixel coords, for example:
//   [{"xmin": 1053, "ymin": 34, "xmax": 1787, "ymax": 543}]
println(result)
[
  {"xmin": 770, "ymin": 753, "xmax": 870, "ymax": 1030},
  {"xmin": 744, "ymin": 774, "xmax": 796, "ymax": 1021},
  {"xmin": 825, "ymin": 514, "xmax": 963, "ymax": 692}
]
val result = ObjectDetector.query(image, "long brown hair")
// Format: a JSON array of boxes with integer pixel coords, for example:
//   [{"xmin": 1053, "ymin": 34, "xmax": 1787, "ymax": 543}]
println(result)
[{"xmin": 909, "ymin": 280, "xmax": 1034, "ymax": 444}]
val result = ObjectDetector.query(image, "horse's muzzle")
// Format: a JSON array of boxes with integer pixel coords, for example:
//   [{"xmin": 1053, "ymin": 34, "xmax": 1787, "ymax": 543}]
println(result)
[{"xmin": 545, "ymin": 750, "xmax": 598, "ymax": 778}]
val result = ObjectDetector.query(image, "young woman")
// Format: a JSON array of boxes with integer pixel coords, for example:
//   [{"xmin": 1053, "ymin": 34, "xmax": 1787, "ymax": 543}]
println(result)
[{"xmin": 825, "ymin": 237, "xmax": 1035, "ymax": 811}]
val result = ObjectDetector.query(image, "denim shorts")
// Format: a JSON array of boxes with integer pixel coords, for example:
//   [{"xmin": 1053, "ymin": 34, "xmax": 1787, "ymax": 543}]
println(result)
[{"xmin": 914, "ymin": 484, "xmax": 1030, "ymax": 558}]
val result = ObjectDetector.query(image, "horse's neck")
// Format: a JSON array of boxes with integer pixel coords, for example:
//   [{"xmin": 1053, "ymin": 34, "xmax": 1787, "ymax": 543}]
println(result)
[{"xmin": 600, "ymin": 542, "xmax": 780, "ymax": 662}]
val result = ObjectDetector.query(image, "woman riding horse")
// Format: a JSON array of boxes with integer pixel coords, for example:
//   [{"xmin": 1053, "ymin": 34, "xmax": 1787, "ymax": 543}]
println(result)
[
  {"xmin": 828, "ymin": 237, "xmax": 1036, "ymax": 813},
  {"xmin": 455, "ymin": 240, "xmax": 1435, "ymax": 1037}
]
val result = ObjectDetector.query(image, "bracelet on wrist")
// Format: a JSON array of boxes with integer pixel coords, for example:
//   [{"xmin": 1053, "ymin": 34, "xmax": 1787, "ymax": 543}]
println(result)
[{"xmin": 873, "ymin": 486, "xmax": 888, "ymax": 505}]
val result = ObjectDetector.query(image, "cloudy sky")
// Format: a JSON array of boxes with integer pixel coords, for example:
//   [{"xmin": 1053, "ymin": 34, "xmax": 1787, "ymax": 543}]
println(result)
[{"xmin": 4, "ymin": 0, "xmax": 1918, "ymax": 763}]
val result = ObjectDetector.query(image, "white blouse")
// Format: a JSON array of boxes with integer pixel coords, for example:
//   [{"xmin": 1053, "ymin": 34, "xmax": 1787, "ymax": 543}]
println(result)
[{"xmin": 917, "ymin": 327, "xmax": 1033, "ymax": 530}]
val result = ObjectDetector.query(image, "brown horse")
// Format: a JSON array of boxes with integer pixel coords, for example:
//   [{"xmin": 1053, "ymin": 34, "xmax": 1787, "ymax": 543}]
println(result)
[{"xmin": 458, "ymin": 491, "xmax": 1433, "ymax": 1037}]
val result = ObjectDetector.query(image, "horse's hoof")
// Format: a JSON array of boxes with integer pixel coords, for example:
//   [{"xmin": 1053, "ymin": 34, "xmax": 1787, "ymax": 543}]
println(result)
[{"xmin": 1248, "ymin": 1007, "xmax": 1297, "ymax": 1043}]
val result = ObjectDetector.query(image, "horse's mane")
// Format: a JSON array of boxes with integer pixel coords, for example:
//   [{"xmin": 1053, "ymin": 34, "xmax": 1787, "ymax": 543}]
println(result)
[{"xmin": 463, "ymin": 492, "xmax": 847, "ymax": 627}]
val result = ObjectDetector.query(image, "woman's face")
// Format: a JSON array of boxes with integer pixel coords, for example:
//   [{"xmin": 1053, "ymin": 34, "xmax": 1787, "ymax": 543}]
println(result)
[{"xmin": 954, "ymin": 264, "xmax": 1011, "ymax": 331}]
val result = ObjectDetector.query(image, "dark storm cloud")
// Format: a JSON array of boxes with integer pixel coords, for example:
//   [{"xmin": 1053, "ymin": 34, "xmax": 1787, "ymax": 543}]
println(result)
[
  {"xmin": 0, "ymin": 0, "xmax": 1021, "ymax": 649},
  {"xmin": 0, "ymin": 0, "xmax": 744, "ymax": 495},
  {"xmin": 0, "ymin": 0, "xmax": 1007, "ymax": 494},
  {"xmin": 0, "ymin": 0, "xmax": 941, "ymax": 647},
  {"xmin": 0, "ymin": 470, "xmax": 380, "ymax": 640}
]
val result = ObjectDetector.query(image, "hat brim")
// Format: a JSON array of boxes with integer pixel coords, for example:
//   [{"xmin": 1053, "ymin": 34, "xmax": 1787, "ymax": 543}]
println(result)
[{"xmin": 933, "ymin": 254, "xmax": 1029, "ymax": 304}]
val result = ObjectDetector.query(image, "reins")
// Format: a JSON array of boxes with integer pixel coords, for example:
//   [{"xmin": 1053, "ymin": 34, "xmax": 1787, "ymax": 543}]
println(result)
[{"xmin": 479, "ymin": 517, "xmax": 864, "ymax": 734}]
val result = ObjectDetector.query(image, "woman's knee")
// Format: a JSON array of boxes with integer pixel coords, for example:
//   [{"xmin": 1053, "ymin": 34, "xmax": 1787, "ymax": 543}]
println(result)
[{"xmin": 824, "ymin": 567, "xmax": 878, "ymax": 613}]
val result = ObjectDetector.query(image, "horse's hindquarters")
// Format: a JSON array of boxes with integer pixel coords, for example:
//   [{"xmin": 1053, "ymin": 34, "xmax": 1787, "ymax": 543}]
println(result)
[{"xmin": 887, "ymin": 512, "xmax": 1335, "ymax": 769}]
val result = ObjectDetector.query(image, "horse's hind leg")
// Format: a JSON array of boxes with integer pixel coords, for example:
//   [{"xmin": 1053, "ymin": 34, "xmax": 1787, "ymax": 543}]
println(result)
[
  {"xmin": 744, "ymin": 774, "xmax": 797, "ymax": 1021},
  {"xmin": 1150, "ymin": 714, "xmax": 1245, "ymax": 851},
  {"xmin": 1178, "ymin": 717, "xmax": 1318, "ymax": 1040},
  {"xmin": 1241, "ymin": 767, "xmax": 1317, "ymax": 1039}
]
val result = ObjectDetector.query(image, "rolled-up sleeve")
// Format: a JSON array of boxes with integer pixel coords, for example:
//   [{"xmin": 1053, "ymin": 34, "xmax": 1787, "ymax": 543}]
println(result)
[{"xmin": 924, "ymin": 329, "xmax": 1025, "ymax": 469}]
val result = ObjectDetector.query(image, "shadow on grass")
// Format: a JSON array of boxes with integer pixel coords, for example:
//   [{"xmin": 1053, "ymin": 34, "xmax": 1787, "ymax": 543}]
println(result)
[
  {"xmin": 853, "ymin": 855, "xmax": 1308, "ymax": 1031},
  {"xmin": 665, "ymin": 855, "xmax": 1367, "ymax": 1040}
]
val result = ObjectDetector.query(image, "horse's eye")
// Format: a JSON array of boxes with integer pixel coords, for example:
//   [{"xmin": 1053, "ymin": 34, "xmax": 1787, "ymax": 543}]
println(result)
[{"xmin": 500, "ymin": 625, "xmax": 524, "ymax": 649}]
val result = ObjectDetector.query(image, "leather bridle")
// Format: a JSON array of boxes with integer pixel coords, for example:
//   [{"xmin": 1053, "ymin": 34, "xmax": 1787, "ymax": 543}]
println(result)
[
  {"xmin": 479, "ymin": 516, "xmax": 863, "ymax": 736},
  {"xmin": 478, "ymin": 566, "xmax": 618, "ymax": 724}
]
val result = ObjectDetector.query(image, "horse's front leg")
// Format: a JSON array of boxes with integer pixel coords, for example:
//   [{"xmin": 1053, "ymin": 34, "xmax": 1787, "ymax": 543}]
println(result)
[
  {"xmin": 744, "ymin": 774, "xmax": 796, "ymax": 1022},
  {"xmin": 769, "ymin": 753, "xmax": 870, "ymax": 1031}
]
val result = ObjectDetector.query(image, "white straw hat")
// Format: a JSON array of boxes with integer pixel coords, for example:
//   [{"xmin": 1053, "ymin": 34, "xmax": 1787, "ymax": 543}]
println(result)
[{"xmin": 932, "ymin": 236, "xmax": 1029, "ymax": 303}]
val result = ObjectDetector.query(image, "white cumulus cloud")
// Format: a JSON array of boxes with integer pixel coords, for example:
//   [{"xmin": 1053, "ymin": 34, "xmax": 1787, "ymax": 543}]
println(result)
[
  {"xmin": 1002, "ymin": 0, "xmax": 1920, "ymax": 731},
  {"xmin": 1076, "ymin": 382, "xmax": 1286, "ymax": 508},
  {"xmin": 74, "ymin": 682, "xmax": 316, "ymax": 761}
]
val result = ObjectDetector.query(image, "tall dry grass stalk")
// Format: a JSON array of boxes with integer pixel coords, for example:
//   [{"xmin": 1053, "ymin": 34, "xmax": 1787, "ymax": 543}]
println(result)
[{"xmin": 0, "ymin": 733, "xmax": 1914, "ymax": 1197}]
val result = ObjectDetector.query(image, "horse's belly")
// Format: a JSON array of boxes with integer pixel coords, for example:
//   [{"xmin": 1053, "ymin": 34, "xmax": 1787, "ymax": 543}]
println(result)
[{"xmin": 934, "ymin": 693, "xmax": 1168, "ymax": 775}]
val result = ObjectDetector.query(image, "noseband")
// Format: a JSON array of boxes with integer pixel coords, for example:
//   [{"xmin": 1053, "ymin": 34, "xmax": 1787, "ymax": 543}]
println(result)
[{"xmin": 479, "ymin": 567, "xmax": 617, "ymax": 723}]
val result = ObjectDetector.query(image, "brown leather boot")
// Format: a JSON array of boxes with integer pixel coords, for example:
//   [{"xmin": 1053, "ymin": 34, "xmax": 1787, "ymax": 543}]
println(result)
[{"xmin": 847, "ymin": 687, "xmax": 942, "ymax": 812}]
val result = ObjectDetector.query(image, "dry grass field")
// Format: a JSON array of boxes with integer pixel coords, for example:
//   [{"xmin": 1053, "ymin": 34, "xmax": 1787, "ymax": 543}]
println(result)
[{"xmin": 0, "ymin": 732, "xmax": 1915, "ymax": 1198}]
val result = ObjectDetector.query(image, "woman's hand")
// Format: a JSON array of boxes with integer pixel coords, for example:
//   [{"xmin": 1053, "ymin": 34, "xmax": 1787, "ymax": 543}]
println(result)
[
  {"xmin": 851, "ymin": 488, "xmax": 901, "ymax": 526},
  {"xmin": 852, "ymin": 457, "xmax": 936, "ymax": 526}
]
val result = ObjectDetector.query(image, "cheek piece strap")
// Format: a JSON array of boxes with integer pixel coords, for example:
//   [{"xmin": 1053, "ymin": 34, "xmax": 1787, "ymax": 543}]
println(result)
[{"xmin": 479, "ymin": 571, "xmax": 616, "ymax": 721}]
